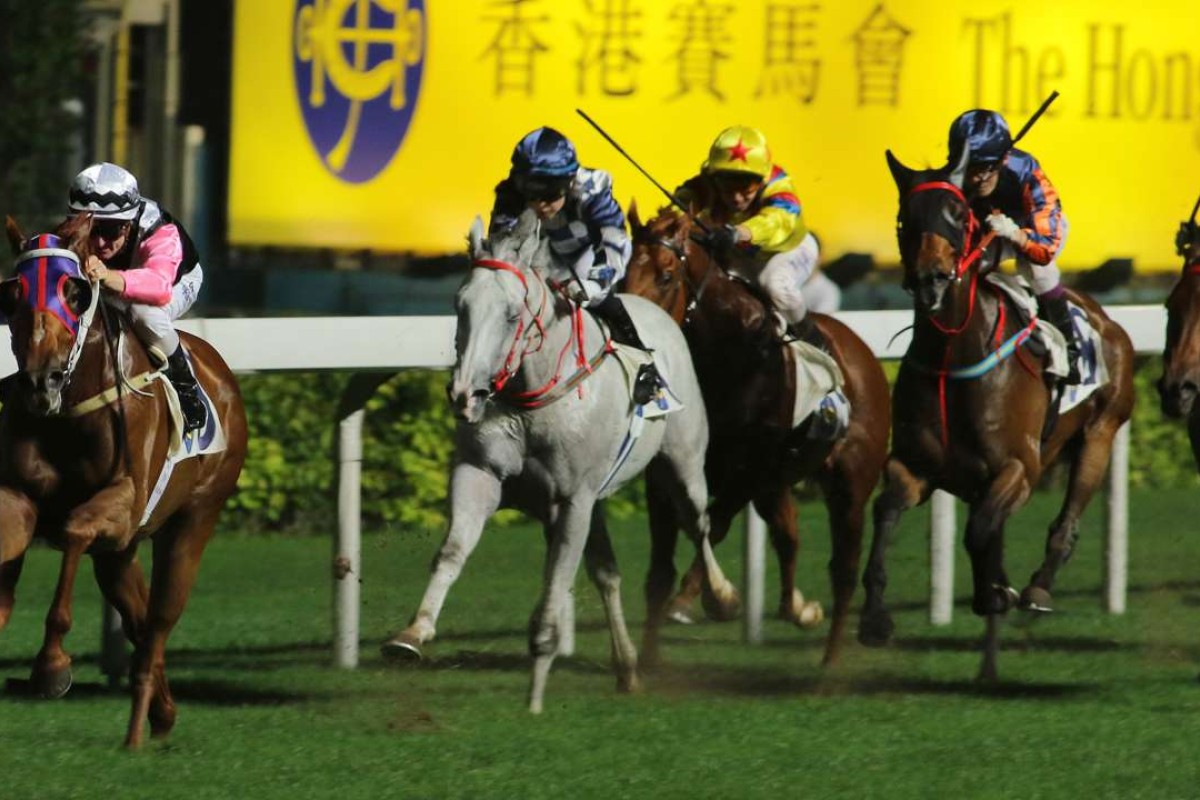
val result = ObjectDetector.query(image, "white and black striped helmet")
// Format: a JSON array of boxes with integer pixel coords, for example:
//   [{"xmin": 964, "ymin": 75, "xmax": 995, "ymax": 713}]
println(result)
[{"xmin": 68, "ymin": 162, "xmax": 142, "ymax": 220}]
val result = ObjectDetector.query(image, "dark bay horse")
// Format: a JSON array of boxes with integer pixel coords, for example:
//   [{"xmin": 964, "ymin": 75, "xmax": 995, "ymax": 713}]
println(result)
[
  {"xmin": 862, "ymin": 151, "xmax": 1135, "ymax": 679},
  {"xmin": 1158, "ymin": 194, "xmax": 1200, "ymax": 466},
  {"xmin": 0, "ymin": 214, "xmax": 247, "ymax": 746},
  {"xmin": 625, "ymin": 205, "xmax": 891, "ymax": 666}
]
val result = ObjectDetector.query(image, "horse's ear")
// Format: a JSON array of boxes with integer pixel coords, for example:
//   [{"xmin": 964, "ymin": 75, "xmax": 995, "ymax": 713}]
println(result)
[
  {"xmin": 885, "ymin": 150, "xmax": 913, "ymax": 191},
  {"xmin": 948, "ymin": 142, "xmax": 970, "ymax": 189},
  {"xmin": 6, "ymin": 216, "xmax": 25, "ymax": 256},
  {"xmin": 0, "ymin": 277, "xmax": 23, "ymax": 319},
  {"xmin": 628, "ymin": 199, "xmax": 642, "ymax": 233},
  {"xmin": 467, "ymin": 216, "xmax": 487, "ymax": 260},
  {"xmin": 58, "ymin": 213, "xmax": 93, "ymax": 255}
]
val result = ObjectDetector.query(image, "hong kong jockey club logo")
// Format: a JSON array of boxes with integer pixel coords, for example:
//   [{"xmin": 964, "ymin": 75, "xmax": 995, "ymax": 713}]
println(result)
[{"xmin": 293, "ymin": 0, "xmax": 425, "ymax": 183}]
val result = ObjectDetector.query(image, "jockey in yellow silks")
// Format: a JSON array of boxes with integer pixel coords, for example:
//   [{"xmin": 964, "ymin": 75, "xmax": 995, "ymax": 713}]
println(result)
[{"xmin": 676, "ymin": 126, "xmax": 823, "ymax": 343}]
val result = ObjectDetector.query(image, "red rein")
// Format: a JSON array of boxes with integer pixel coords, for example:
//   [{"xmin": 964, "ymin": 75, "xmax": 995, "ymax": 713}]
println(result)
[{"xmin": 472, "ymin": 258, "xmax": 598, "ymax": 408}]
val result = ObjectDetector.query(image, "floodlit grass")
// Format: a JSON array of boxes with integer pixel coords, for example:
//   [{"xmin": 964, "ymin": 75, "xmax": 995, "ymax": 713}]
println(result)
[{"xmin": 1, "ymin": 488, "xmax": 1198, "ymax": 799}]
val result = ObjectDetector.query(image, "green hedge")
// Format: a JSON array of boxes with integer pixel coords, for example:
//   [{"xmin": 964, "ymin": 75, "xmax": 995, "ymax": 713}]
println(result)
[
  {"xmin": 3, "ymin": 358, "xmax": 1195, "ymax": 533},
  {"xmin": 225, "ymin": 357, "xmax": 1194, "ymax": 533}
]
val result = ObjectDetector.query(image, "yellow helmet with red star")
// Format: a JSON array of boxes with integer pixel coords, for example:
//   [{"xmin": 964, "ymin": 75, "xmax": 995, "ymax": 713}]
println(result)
[{"xmin": 702, "ymin": 126, "xmax": 772, "ymax": 179}]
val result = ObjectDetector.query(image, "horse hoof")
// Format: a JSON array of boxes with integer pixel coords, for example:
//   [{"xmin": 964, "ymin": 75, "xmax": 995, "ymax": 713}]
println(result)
[
  {"xmin": 1019, "ymin": 586, "xmax": 1054, "ymax": 613},
  {"xmin": 380, "ymin": 635, "xmax": 423, "ymax": 662},
  {"xmin": 972, "ymin": 585, "xmax": 1019, "ymax": 616},
  {"xmin": 667, "ymin": 610, "xmax": 694, "ymax": 625},
  {"xmin": 782, "ymin": 601, "xmax": 825, "ymax": 629},
  {"xmin": 857, "ymin": 611, "xmax": 894, "ymax": 647},
  {"xmin": 701, "ymin": 589, "xmax": 740, "ymax": 622},
  {"xmin": 31, "ymin": 666, "xmax": 73, "ymax": 700},
  {"xmin": 617, "ymin": 671, "xmax": 642, "ymax": 695}
]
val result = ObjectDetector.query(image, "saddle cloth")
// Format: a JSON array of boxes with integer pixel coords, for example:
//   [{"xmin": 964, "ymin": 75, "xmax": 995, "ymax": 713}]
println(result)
[
  {"xmin": 985, "ymin": 273, "xmax": 1109, "ymax": 415},
  {"xmin": 610, "ymin": 342, "xmax": 684, "ymax": 419},
  {"xmin": 140, "ymin": 345, "xmax": 227, "ymax": 526}
]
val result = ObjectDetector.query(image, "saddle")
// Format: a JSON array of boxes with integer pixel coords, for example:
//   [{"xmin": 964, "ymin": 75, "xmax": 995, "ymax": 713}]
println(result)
[{"xmin": 984, "ymin": 273, "xmax": 1108, "ymax": 416}]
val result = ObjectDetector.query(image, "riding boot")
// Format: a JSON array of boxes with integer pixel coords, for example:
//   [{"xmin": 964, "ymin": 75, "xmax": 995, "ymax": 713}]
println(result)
[
  {"xmin": 592, "ymin": 294, "xmax": 662, "ymax": 405},
  {"xmin": 1039, "ymin": 293, "xmax": 1081, "ymax": 385},
  {"xmin": 784, "ymin": 315, "xmax": 825, "ymax": 350},
  {"xmin": 166, "ymin": 344, "xmax": 208, "ymax": 433}
]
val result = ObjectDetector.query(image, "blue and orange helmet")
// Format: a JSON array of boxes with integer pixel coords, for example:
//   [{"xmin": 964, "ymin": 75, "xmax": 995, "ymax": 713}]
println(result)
[{"xmin": 948, "ymin": 110, "xmax": 1012, "ymax": 165}]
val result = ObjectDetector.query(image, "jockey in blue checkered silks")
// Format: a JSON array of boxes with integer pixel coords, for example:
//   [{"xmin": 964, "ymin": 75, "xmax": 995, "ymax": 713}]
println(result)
[{"xmin": 490, "ymin": 127, "xmax": 661, "ymax": 403}]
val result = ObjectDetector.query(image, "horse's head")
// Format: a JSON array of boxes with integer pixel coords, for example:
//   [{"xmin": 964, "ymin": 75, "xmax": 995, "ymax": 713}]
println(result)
[
  {"xmin": 887, "ymin": 146, "xmax": 977, "ymax": 315},
  {"xmin": 448, "ymin": 212, "xmax": 548, "ymax": 423},
  {"xmin": 2, "ymin": 214, "xmax": 98, "ymax": 416},
  {"xmin": 625, "ymin": 202, "xmax": 701, "ymax": 324},
  {"xmin": 1158, "ymin": 194, "xmax": 1200, "ymax": 418}
]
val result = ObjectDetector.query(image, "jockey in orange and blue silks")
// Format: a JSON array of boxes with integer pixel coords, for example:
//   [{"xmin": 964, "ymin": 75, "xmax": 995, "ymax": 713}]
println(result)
[
  {"xmin": 69, "ymin": 162, "xmax": 209, "ymax": 432},
  {"xmin": 948, "ymin": 109, "xmax": 1080, "ymax": 379},
  {"xmin": 675, "ymin": 126, "xmax": 824, "ymax": 344},
  {"xmin": 490, "ymin": 127, "xmax": 661, "ymax": 403}
]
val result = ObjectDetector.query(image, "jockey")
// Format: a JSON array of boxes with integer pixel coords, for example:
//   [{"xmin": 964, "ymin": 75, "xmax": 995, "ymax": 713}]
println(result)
[
  {"xmin": 69, "ymin": 162, "xmax": 208, "ymax": 432},
  {"xmin": 490, "ymin": 126, "xmax": 660, "ymax": 403},
  {"xmin": 676, "ymin": 125, "xmax": 822, "ymax": 345},
  {"xmin": 948, "ymin": 109, "xmax": 1079, "ymax": 382}
]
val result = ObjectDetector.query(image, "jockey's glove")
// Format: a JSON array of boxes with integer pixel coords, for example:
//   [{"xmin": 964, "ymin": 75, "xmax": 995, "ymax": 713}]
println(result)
[
  {"xmin": 707, "ymin": 224, "xmax": 740, "ymax": 255},
  {"xmin": 567, "ymin": 278, "xmax": 605, "ymax": 307},
  {"xmin": 987, "ymin": 213, "xmax": 1024, "ymax": 243}
]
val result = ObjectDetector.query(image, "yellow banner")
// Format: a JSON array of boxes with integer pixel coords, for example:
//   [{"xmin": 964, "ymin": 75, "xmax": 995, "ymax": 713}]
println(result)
[{"xmin": 230, "ymin": 0, "xmax": 1200, "ymax": 271}]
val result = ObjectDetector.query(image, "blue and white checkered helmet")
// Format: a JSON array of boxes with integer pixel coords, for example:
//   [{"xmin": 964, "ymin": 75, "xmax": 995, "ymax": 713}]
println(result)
[{"xmin": 68, "ymin": 162, "xmax": 142, "ymax": 220}]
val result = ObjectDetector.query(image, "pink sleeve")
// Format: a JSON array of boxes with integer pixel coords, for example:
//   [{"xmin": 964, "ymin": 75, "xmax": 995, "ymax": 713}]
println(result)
[{"xmin": 120, "ymin": 225, "xmax": 182, "ymax": 306}]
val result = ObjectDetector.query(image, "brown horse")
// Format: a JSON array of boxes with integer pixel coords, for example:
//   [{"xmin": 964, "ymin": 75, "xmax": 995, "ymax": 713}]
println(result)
[
  {"xmin": 1158, "ymin": 194, "xmax": 1200, "ymax": 466},
  {"xmin": 625, "ymin": 204, "xmax": 890, "ymax": 665},
  {"xmin": 0, "ymin": 214, "xmax": 247, "ymax": 746},
  {"xmin": 861, "ymin": 151, "xmax": 1135, "ymax": 679}
]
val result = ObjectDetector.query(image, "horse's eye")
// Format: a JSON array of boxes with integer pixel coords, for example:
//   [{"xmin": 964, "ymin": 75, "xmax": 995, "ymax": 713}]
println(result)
[{"xmin": 657, "ymin": 268, "xmax": 674, "ymax": 287}]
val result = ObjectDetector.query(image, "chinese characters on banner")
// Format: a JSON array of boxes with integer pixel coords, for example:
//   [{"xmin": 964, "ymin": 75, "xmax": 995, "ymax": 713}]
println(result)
[{"xmin": 481, "ymin": 0, "xmax": 912, "ymax": 106}]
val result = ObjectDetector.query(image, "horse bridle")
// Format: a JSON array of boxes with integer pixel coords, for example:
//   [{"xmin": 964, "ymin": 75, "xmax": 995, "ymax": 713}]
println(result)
[
  {"xmin": 653, "ymin": 233, "xmax": 721, "ymax": 324},
  {"xmin": 902, "ymin": 181, "xmax": 998, "ymax": 335}
]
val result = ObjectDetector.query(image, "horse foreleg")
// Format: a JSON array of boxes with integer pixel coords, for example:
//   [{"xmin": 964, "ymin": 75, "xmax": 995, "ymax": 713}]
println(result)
[
  {"xmin": 34, "ymin": 479, "xmax": 135, "ymax": 699},
  {"xmin": 529, "ymin": 498, "xmax": 594, "ymax": 714},
  {"xmin": 965, "ymin": 461, "xmax": 1030, "ymax": 683},
  {"xmin": 1023, "ymin": 421, "xmax": 1121, "ymax": 612},
  {"xmin": 753, "ymin": 487, "xmax": 823, "ymax": 629},
  {"xmin": 0, "ymin": 487, "xmax": 37, "ymax": 632},
  {"xmin": 582, "ymin": 503, "xmax": 640, "ymax": 694},
  {"xmin": 859, "ymin": 458, "xmax": 929, "ymax": 647},
  {"xmin": 382, "ymin": 463, "xmax": 501, "ymax": 661},
  {"xmin": 126, "ymin": 507, "xmax": 220, "ymax": 749},
  {"xmin": 669, "ymin": 490, "xmax": 743, "ymax": 623},
  {"xmin": 818, "ymin": 470, "xmax": 870, "ymax": 668}
]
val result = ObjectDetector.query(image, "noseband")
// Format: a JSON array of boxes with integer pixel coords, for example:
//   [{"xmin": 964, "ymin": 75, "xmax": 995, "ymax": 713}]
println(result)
[
  {"xmin": 470, "ymin": 257, "xmax": 607, "ymax": 409},
  {"xmin": 904, "ymin": 181, "xmax": 997, "ymax": 336}
]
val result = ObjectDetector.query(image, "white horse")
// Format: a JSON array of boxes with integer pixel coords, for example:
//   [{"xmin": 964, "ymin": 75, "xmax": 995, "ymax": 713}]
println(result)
[{"xmin": 382, "ymin": 212, "xmax": 734, "ymax": 713}]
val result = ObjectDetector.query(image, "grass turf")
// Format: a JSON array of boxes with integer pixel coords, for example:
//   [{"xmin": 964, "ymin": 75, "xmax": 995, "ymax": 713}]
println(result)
[{"xmin": 0, "ymin": 487, "xmax": 1198, "ymax": 799}]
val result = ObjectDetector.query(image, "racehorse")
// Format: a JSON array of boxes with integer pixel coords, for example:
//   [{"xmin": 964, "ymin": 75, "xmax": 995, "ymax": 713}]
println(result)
[
  {"xmin": 0, "ymin": 214, "xmax": 247, "ymax": 747},
  {"xmin": 381, "ymin": 211, "xmax": 735, "ymax": 711},
  {"xmin": 1158, "ymin": 194, "xmax": 1200, "ymax": 467},
  {"xmin": 862, "ymin": 149, "xmax": 1135, "ymax": 679},
  {"xmin": 624, "ymin": 204, "xmax": 891, "ymax": 666}
]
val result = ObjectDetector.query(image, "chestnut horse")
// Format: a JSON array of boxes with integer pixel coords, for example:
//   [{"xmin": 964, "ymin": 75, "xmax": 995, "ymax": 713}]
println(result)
[
  {"xmin": 0, "ymin": 215, "xmax": 247, "ymax": 746},
  {"xmin": 862, "ymin": 151, "xmax": 1134, "ymax": 679},
  {"xmin": 625, "ymin": 205, "xmax": 890, "ymax": 666},
  {"xmin": 1158, "ymin": 194, "xmax": 1200, "ymax": 466}
]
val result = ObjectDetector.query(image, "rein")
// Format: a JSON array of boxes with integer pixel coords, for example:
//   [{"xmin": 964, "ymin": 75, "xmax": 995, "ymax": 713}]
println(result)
[
  {"xmin": 903, "ymin": 181, "xmax": 1040, "ymax": 449},
  {"xmin": 906, "ymin": 181, "xmax": 997, "ymax": 336},
  {"xmin": 472, "ymin": 257, "xmax": 611, "ymax": 410}
]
